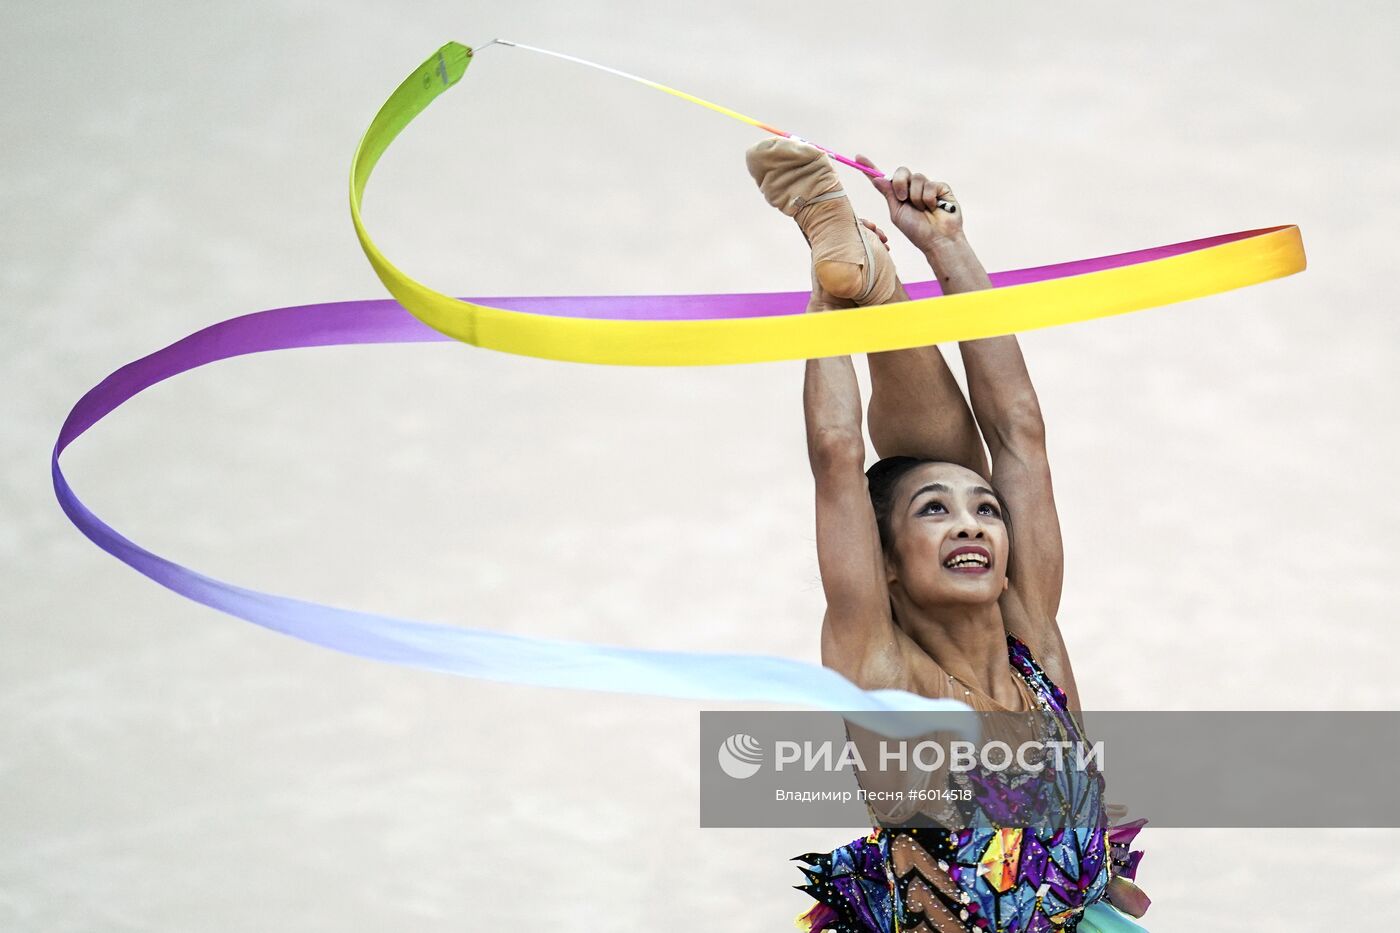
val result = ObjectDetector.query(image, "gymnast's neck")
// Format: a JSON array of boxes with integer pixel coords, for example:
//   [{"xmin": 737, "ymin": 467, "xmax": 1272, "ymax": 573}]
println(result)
[{"xmin": 892, "ymin": 596, "xmax": 1013, "ymax": 693}]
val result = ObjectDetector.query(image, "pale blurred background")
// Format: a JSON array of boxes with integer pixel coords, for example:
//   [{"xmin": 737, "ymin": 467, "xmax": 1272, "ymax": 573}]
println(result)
[{"xmin": 4, "ymin": 1, "xmax": 1398, "ymax": 929}]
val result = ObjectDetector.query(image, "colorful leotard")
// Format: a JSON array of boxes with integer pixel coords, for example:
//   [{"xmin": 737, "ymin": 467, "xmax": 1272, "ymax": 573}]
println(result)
[{"xmin": 790, "ymin": 634, "xmax": 1148, "ymax": 933}]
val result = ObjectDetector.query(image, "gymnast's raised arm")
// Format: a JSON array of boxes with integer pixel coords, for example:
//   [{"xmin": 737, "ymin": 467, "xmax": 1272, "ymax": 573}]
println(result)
[
  {"xmin": 802, "ymin": 354, "xmax": 905, "ymax": 691},
  {"xmin": 862, "ymin": 162, "xmax": 1078, "ymax": 703}
]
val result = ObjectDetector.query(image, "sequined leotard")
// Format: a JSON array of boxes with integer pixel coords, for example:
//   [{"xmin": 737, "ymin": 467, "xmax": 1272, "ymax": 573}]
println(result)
[{"xmin": 790, "ymin": 633, "xmax": 1146, "ymax": 933}]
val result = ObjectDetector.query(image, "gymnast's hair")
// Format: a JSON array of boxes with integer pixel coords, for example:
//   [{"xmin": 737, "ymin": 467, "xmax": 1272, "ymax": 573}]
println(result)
[{"xmin": 865, "ymin": 456, "xmax": 1014, "ymax": 576}]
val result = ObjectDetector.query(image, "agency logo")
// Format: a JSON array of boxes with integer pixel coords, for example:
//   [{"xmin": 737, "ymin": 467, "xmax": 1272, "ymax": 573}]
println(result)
[{"xmin": 717, "ymin": 733, "xmax": 764, "ymax": 779}]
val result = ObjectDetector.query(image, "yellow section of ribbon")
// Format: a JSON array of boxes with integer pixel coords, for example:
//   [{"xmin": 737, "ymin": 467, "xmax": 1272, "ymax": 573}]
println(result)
[{"xmin": 350, "ymin": 42, "xmax": 1306, "ymax": 367}]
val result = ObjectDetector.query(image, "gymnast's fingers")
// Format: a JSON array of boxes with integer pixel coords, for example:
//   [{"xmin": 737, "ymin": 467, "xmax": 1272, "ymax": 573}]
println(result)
[
  {"xmin": 909, "ymin": 172, "xmax": 932, "ymax": 211},
  {"xmin": 889, "ymin": 166, "xmax": 912, "ymax": 202},
  {"xmin": 854, "ymin": 155, "xmax": 890, "ymax": 192},
  {"xmin": 932, "ymin": 180, "xmax": 959, "ymax": 214},
  {"xmin": 860, "ymin": 218, "xmax": 891, "ymax": 250}
]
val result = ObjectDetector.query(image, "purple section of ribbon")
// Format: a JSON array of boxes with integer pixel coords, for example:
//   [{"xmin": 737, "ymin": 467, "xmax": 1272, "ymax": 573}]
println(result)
[
  {"xmin": 462, "ymin": 228, "xmax": 1265, "ymax": 319},
  {"xmin": 51, "ymin": 228, "xmax": 1269, "ymax": 708}
]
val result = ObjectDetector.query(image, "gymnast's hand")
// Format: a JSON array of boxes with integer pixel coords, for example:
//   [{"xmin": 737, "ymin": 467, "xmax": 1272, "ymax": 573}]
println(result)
[{"xmin": 855, "ymin": 155, "xmax": 962, "ymax": 253}]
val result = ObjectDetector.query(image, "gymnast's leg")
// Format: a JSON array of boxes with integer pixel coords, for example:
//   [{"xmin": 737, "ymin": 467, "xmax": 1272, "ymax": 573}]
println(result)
[{"xmin": 745, "ymin": 139, "xmax": 989, "ymax": 476}]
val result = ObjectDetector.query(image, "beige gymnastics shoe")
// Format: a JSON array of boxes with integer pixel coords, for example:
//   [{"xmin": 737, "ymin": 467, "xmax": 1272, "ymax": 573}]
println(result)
[{"xmin": 745, "ymin": 137, "xmax": 899, "ymax": 312}]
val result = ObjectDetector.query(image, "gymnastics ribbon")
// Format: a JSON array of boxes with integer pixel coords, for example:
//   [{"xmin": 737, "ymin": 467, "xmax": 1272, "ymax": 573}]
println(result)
[
  {"xmin": 54, "ymin": 40, "xmax": 1306, "ymax": 736},
  {"xmin": 52, "ymin": 297, "xmax": 987, "ymax": 737},
  {"xmin": 349, "ymin": 42, "xmax": 1305, "ymax": 364}
]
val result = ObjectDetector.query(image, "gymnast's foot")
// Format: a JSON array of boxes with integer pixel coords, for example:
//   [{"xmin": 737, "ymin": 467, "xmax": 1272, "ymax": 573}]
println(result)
[{"xmin": 745, "ymin": 137, "xmax": 900, "ymax": 312}]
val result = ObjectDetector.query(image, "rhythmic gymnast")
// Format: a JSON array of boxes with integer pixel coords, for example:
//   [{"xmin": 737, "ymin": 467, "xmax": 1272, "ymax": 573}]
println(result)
[{"xmin": 745, "ymin": 139, "xmax": 1151, "ymax": 932}]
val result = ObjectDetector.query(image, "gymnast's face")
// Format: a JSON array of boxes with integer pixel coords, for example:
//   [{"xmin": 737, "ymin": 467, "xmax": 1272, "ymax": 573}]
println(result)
[{"xmin": 885, "ymin": 462, "xmax": 1010, "ymax": 607}]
